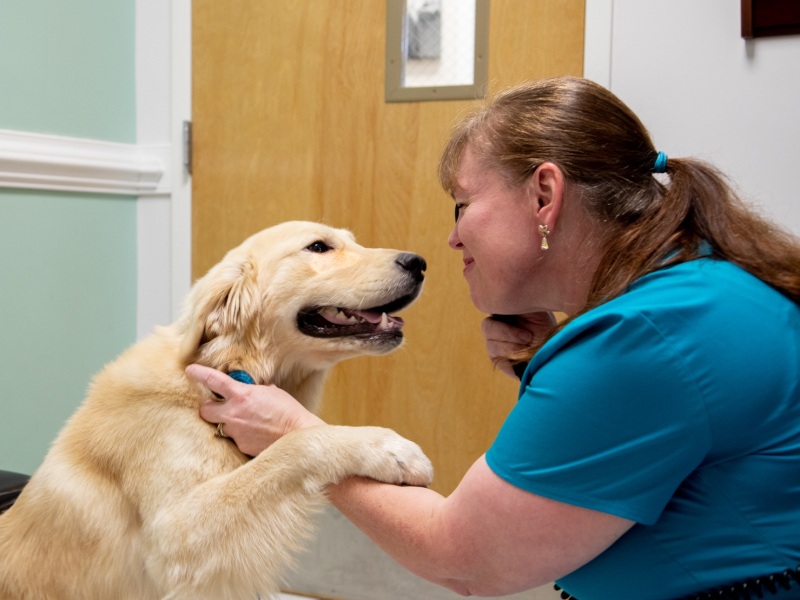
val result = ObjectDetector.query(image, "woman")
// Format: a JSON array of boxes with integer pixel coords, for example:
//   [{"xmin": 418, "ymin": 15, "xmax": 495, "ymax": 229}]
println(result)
[{"xmin": 187, "ymin": 77, "xmax": 800, "ymax": 599}]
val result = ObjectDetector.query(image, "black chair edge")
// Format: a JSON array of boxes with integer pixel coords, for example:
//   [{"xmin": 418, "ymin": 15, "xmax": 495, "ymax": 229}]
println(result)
[{"xmin": 0, "ymin": 469, "xmax": 30, "ymax": 514}]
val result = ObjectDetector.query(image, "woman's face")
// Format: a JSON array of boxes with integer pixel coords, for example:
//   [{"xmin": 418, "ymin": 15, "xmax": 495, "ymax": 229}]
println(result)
[{"xmin": 447, "ymin": 145, "xmax": 548, "ymax": 315}]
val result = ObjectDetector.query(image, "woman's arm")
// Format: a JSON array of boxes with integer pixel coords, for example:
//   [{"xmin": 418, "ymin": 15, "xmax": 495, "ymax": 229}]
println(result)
[
  {"xmin": 187, "ymin": 365, "xmax": 634, "ymax": 596},
  {"xmin": 327, "ymin": 456, "xmax": 633, "ymax": 596}
]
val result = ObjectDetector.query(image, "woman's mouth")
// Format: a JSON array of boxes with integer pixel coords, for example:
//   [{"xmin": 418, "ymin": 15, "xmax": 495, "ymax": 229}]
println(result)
[{"xmin": 463, "ymin": 257, "xmax": 474, "ymax": 274}]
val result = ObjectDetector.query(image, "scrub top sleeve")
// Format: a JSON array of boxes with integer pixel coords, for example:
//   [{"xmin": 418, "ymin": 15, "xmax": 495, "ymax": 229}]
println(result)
[{"xmin": 486, "ymin": 312, "xmax": 712, "ymax": 525}]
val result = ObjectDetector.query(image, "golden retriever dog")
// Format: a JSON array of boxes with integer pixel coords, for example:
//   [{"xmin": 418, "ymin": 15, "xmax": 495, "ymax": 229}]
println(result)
[{"xmin": 0, "ymin": 221, "xmax": 433, "ymax": 600}]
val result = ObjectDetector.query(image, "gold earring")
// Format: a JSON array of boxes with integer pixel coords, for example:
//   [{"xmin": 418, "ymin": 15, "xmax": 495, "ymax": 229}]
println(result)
[{"xmin": 538, "ymin": 224, "xmax": 550, "ymax": 251}]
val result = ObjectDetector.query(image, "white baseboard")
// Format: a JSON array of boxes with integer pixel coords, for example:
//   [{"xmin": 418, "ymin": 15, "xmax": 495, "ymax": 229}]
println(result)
[{"xmin": 0, "ymin": 129, "xmax": 170, "ymax": 196}]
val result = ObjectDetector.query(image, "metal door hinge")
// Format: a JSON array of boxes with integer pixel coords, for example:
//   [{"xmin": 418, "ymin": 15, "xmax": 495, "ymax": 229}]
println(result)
[{"xmin": 183, "ymin": 120, "xmax": 193, "ymax": 175}]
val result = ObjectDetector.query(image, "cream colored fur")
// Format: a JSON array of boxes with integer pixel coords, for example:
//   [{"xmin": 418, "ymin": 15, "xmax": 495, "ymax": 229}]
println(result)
[{"xmin": 0, "ymin": 221, "xmax": 432, "ymax": 600}]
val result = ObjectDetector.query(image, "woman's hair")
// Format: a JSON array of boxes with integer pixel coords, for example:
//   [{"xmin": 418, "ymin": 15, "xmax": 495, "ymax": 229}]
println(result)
[{"xmin": 439, "ymin": 76, "xmax": 800, "ymax": 361}]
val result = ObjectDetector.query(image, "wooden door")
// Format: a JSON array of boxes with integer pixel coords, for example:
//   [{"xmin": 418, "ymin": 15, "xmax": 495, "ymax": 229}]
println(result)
[{"xmin": 193, "ymin": 0, "xmax": 584, "ymax": 494}]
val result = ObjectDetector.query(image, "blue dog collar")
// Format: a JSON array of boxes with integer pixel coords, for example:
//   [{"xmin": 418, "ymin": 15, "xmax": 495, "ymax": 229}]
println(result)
[{"xmin": 228, "ymin": 370, "xmax": 255, "ymax": 385}]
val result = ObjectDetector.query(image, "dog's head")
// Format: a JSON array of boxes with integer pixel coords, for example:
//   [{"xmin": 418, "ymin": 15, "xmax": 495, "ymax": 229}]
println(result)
[{"xmin": 177, "ymin": 221, "xmax": 425, "ymax": 386}]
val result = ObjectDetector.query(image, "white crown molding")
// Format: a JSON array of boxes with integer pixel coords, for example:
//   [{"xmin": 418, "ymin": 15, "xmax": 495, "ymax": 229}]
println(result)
[{"xmin": 0, "ymin": 129, "xmax": 170, "ymax": 196}]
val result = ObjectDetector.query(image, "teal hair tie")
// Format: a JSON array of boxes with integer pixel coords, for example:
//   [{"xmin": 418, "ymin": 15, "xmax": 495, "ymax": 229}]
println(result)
[{"xmin": 653, "ymin": 151, "xmax": 668, "ymax": 173}]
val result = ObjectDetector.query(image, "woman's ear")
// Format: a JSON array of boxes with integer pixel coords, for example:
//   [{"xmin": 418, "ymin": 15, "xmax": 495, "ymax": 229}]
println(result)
[{"xmin": 528, "ymin": 162, "xmax": 565, "ymax": 226}]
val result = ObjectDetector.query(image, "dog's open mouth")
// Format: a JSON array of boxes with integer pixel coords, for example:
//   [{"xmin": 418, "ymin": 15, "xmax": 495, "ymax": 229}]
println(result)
[{"xmin": 297, "ymin": 295, "xmax": 416, "ymax": 339}]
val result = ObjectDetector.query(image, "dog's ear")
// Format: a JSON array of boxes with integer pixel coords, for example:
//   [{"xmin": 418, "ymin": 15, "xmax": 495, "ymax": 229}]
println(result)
[{"xmin": 178, "ymin": 256, "xmax": 260, "ymax": 364}]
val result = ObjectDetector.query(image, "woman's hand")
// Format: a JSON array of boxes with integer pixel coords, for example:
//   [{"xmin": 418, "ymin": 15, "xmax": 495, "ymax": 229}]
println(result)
[
  {"xmin": 481, "ymin": 312, "xmax": 557, "ymax": 379},
  {"xmin": 185, "ymin": 364, "xmax": 324, "ymax": 456}
]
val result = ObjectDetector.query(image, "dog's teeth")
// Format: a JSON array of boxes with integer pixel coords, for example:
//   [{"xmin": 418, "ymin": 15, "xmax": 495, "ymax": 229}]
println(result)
[
  {"xmin": 319, "ymin": 307, "xmax": 361, "ymax": 325},
  {"xmin": 379, "ymin": 312, "xmax": 389, "ymax": 330},
  {"xmin": 333, "ymin": 309, "xmax": 356, "ymax": 324},
  {"xmin": 319, "ymin": 307, "xmax": 338, "ymax": 321}
]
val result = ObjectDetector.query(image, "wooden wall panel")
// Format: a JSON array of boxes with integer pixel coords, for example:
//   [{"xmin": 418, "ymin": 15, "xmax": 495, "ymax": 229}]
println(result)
[{"xmin": 193, "ymin": 0, "xmax": 584, "ymax": 494}]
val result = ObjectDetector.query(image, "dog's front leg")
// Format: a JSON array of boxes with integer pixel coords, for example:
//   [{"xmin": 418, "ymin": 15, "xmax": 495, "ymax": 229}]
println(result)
[{"xmin": 145, "ymin": 424, "xmax": 432, "ymax": 600}]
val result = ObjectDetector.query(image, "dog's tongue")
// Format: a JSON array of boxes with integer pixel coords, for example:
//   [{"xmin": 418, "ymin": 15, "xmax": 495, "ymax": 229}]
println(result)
[{"xmin": 357, "ymin": 310, "xmax": 405, "ymax": 330}]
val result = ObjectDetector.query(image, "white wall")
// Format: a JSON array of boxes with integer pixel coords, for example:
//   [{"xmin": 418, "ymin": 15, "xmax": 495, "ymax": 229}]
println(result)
[{"xmin": 588, "ymin": 0, "xmax": 800, "ymax": 235}]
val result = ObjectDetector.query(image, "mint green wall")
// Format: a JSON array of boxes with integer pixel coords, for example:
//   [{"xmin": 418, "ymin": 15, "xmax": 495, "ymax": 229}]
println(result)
[
  {"xmin": 0, "ymin": 0, "xmax": 136, "ymax": 141},
  {"xmin": 0, "ymin": 191, "xmax": 137, "ymax": 474},
  {"xmin": 0, "ymin": 0, "xmax": 137, "ymax": 474}
]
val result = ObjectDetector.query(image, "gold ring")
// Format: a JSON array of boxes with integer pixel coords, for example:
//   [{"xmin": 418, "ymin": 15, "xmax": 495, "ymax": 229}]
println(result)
[{"xmin": 215, "ymin": 422, "xmax": 230, "ymax": 439}]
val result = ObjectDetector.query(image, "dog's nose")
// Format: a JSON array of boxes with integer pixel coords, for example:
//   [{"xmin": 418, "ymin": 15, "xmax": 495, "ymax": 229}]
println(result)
[{"xmin": 395, "ymin": 253, "xmax": 427, "ymax": 282}]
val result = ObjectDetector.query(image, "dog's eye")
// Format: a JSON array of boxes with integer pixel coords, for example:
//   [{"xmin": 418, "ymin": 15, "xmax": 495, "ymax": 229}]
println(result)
[{"xmin": 306, "ymin": 241, "xmax": 332, "ymax": 253}]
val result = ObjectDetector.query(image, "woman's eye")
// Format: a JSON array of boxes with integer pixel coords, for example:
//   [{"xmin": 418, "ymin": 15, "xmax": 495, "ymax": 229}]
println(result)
[
  {"xmin": 306, "ymin": 241, "xmax": 332, "ymax": 253},
  {"xmin": 454, "ymin": 203, "xmax": 465, "ymax": 223}
]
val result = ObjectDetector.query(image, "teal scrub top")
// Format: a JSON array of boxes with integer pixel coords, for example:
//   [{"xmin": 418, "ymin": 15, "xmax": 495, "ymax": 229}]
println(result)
[{"xmin": 485, "ymin": 257, "xmax": 800, "ymax": 600}]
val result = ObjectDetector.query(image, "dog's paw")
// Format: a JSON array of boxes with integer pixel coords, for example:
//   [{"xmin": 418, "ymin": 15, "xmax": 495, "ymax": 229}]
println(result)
[{"xmin": 348, "ymin": 426, "xmax": 434, "ymax": 487}]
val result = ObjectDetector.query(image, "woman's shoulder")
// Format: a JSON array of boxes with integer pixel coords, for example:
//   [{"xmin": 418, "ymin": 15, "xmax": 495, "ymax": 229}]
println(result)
[
  {"xmin": 536, "ymin": 257, "xmax": 797, "ymax": 369},
  {"xmin": 592, "ymin": 257, "xmax": 790, "ymax": 324}
]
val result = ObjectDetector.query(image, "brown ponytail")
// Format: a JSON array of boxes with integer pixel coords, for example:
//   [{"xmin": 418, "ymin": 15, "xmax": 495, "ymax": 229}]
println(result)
[{"xmin": 439, "ymin": 77, "xmax": 800, "ymax": 361}]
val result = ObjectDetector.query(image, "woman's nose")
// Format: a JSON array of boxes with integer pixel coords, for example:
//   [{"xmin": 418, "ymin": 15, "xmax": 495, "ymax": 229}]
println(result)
[{"xmin": 448, "ymin": 224, "xmax": 462, "ymax": 250}]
